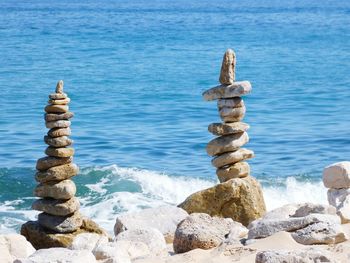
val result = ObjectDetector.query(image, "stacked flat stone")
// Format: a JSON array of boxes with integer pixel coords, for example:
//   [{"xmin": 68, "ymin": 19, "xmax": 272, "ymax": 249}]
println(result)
[
  {"xmin": 203, "ymin": 49, "xmax": 254, "ymax": 183},
  {"xmin": 32, "ymin": 80, "xmax": 82, "ymax": 233},
  {"xmin": 323, "ymin": 161, "xmax": 350, "ymax": 224}
]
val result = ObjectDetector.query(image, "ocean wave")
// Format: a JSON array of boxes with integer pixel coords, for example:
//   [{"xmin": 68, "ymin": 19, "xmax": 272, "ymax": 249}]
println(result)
[{"xmin": 0, "ymin": 165, "xmax": 328, "ymax": 234}]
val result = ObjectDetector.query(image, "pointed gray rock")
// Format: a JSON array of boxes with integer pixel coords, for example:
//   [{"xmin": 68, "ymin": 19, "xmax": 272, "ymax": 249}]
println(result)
[{"xmin": 219, "ymin": 49, "xmax": 236, "ymax": 85}]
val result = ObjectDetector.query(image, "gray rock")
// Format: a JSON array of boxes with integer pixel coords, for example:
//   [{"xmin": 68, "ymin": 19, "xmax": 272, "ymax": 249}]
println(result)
[
  {"xmin": 323, "ymin": 161, "xmax": 350, "ymax": 189},
  {"xmin": 44, "ymin": 104, "xmax": 69, "ymax": 114},
  {"xmin": 36, "ymin": 156, "xmax": 73, "ymax": 171},
  {"xmin": 217, "ymin": 97, "xmax": 243, "ymax": 109},
  {"xmin": 114, "ymin": 206, "xmax": 188, "ymax": 243},
  {"xmin": 48, "ymin": 97, "xmax": 70, "ymax": 105},
  {"xmin": 45, "ymin": 112, "xmax": 74, "ymax": 122},
  {"xmin": 212, "ymin": 148, "xmax": 254, "ymax": 168},
  {"xmin": 49, "ymin": 93, "xmax": 68, "ymax": 100},
  {"xmin": 34, "ymin": 180, "xmax": 76, "ymax": 199},
  {"xmin": 216, "ymin": 161, "xmax": 250, "ymax": 182},
  {"xmin": 47, "ymin": 127, "xmax": 72, "ymax": 138},
  {"xmin": 32, "ymin": 197, "xmax": 80, "ymax": 216},
  {"xmin": 219, "ymin": 106, "xmax": 246, "ymax": 122},
  {"xmin": 206, "ymin": 132, "xmax": 249, "ymax": 156},
  {"xmin": 173, "ymin": 213, "xmax": 247, "ymax": 254},
  {"xmin": 328, "ymin": 188, "xmax": 350, "ymax": 223},
  {"xmin": 44, "ymin": 135, "xmax": 73, "ymax": 147},
  {"xmin": 291, "ymin": 203, "xmax": 336, "ymax": 218},
  {"xmin": 248, "ymin": 214, "xmax": 341, "ymax": 239},
  {"xmin": 35, "ymin": 163, "xmax": 79, "ymax": 183},
  {"xmin": 56, "ymin": 80, "xmax": 64, "ymax": 94},
  {"xmin": 255, "ymin": 248, "xmax": 337, "ymax": 263},
  {"xmin": 202, "ymin": 81, "xmax": 252, "ymax": 101},
  {"xmin": 115, "ymin": 227, "xmax": 166, "ymax": 255},
  {"xmin": 219, "ymin": 49, "xmax": 236, "ymax": 85},
  {"xmin": 262, "ymin": 204, "xmax": 303, "ymax": 220},
  {"xmin": 14, "ymin": 247, "xmax": 96, "ymax": 263},
  {"xmin": 208, "ymin": 122, "xmax": 249, "ymax": 136},
  {"xmin": 38, "ymin": 212, "xmax": 83, "ymax": 233},
  {"xmin": 45, "ymin": 147, "xmax": 75, "ymax": 158},
  {"xmin": 291, "ymin": 221, "xmax": 347, "ymax": 245},
  {"xmin": 45, "ymin": 120, "xmax": 71, "ymax": 129}
]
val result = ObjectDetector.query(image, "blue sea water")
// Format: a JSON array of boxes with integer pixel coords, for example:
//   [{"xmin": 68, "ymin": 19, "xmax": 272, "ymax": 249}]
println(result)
[{"xmin": 0, "ymin": 0, "xmax": 350, "ymax": 233}]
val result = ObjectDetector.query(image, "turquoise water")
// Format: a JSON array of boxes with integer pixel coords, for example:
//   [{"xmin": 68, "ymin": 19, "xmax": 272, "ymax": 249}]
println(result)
[{"xmin": 0, "ymin": 0, "xmax": 350, "ymax": 233}]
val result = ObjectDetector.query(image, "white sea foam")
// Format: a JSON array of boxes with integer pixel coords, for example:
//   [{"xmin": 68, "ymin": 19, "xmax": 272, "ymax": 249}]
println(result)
[{"xmin": 0, "ymin": 165, "xmax": 330, "ymax": 235}]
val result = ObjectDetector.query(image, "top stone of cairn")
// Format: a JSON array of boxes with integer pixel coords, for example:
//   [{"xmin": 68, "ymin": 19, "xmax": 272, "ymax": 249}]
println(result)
[
  {"xmin": 219, "ymin": 49, "xmax": 236, "ymax": 85},
  {"xmin": 202, "ymin": 49, "xmax": 251, "ymax": 101},
  {"xmin": 56, "ymin": 80, "xmax": 64, "ymax": 94}
]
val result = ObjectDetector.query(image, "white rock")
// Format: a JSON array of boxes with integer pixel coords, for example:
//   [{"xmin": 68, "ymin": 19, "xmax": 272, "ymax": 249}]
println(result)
[
  {"xmin": 93, "ymin": 241, "xmax": 149, "ymax": 262},
  {"xmin": 248, "ymin": 214, "xmax": 341, "ymax": 239},
  {"xmin": 0, "ymin": 234, "xmax": 35, "ymax": 263},
  {"xmin": 92, "ymin": 242, "xmax": 131, "ymax": 263},
  {"xmin": 291, "ymin": 221, "xmax": 347, "ymax": 245},
  {"xmin": 328, "ymin": 188, "xmax": 350, "ymax": 223},
  {"xmin": 114, "ymin": 206, "xmax": 188, "ymax": 243},
  {"xmin": 323, "ymin": 161, "xmax": 350, "ymax": 189},
  {"xmin": 14, "ymin": 248, "xmax": 96, "ymax": 263},
  {"xmin": 69, "ymin": 233, "xmax": 108, "ymax": 251},
  {"xmin": 262, "ymin": 204, "xmax": 302, "ymax": 220},
  {"xmin": 115, "ymin": 227, "xmax": 166, "ymax": 255},
  {"xmin": 255, "ymin": 248, "xmax": 338, "ymax": 263}
]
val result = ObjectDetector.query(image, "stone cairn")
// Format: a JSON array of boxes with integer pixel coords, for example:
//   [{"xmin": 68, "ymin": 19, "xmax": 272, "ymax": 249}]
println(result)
[
  {"xmin": 203, "ymin": 49, "xmax": 254, "ymax": 183},
  {"xmin": 32, "ymin": 80, "xmax": 82, "ymax": 232},
  {"xmin": 22, "ymin": 81, "xmax": 106, "ymax": 249}
]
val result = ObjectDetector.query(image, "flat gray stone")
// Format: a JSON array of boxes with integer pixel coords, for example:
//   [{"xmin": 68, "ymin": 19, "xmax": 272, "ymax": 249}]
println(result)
[
  {"xmin": 217, "ymin": 97, "xmax": 243, "ymax": 109},
  {"xmin": 45, "ymin": 147, "xmax": 74, "ymax": 157},
  {"xmin": 45, "ymin": 112, "xmax": 74, "ymax": 122},
  {"xmin": 212, "ymin": 148, "xmax": 254, "ymax": 168},
  {"xmin": 32, "ymin": 197, "xmax": 80, "ymax": 216},
  {"xmin": 202, "ymin": 81, "xmax": 252, "ymax": 101},
  {"xmin": 291, "ymin": 203, "xmax": 336, "ymax": 218},
  {"xmin": 45, "ymin": 120, "xmax": 71, "ymax": 129},
  {"xmin": 216, "ymin": 162, "xmax": 250, "ymax": 182},
  {"xmin": 208, "ymin": 122, "xmax": 249, "ymax": 136},
  {"xmin": 49, "ymin": 93, "xmax": 68, "ymax": 100},
  {"xmin": 255, "ymin": 248, "xmax": 336, "ymax": 263},
  {"xmin": 38, "ymin": 212, "xmax": 83, "ymax": 233},
  {"xmin": 34, "ymin": 180, "xmax": 76, "ymax": 200},
  {"xmin": 47, "ymin": 127, "xmax": 71, "ymax": 138},
  {"xmin": 45, "ymin": 105, "xmax": 69, "ymax": 114},
  {"xmin": 219, "ymin": 106, "xmax": 246, "ymax": 122},
  {"xmin": 291, "ymin": 221, "xmax": 347, "ymax": 245},
  {"xmin": 44, "ymin": 135, "xmax": 73, "ymax": 147},
  {"xmin": 35, "ymin": 163, "xmax": 79, "ymax": 183},
  {"xmin": 206, "ymin": 132, "xmax": 249, "ymax": 156},
  {"xmin": 248, "ymin": 214, "xmax": 341, "ymax": 240},
  {"xmin": 48, "ymin": 97, "xmax": 70, "ymax": 105},
  {"xmin": 219, "ymin": 49, "xmax": 236, "ymax": 85},
  {"xmin": 36, "ymin": 156, "xmax": 73, "ymax": 171}
]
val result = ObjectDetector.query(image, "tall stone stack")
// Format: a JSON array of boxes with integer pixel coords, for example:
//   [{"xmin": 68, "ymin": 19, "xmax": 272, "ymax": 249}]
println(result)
[
  {"xmin": 21, "ymin": 81, "xmax": 107, "ymax": 249},
  {"xmin": 179, "ymin": 50, "xmax": 266, "ymax": 226},
  {"xmin": 203, "ymin": 49, "xmax": 254, "ymax": 183}
]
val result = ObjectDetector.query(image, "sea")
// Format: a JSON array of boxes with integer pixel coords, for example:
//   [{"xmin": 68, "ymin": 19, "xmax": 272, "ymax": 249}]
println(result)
[{"xmin": 0, "ymin": 0, "xmax": 349, "ymax": 234}]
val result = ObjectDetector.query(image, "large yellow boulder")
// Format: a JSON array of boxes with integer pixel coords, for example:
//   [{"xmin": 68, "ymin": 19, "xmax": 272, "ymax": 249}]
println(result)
[{"xmin": 178, "ymin": 176, "xmax": 266, "ymax": 226}]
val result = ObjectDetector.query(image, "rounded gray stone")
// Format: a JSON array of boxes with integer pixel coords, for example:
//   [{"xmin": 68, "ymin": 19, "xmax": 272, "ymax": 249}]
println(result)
[
  {"xmin": 34, "ymin": 180, "xmax": 76, "ymax": 200},
  {"xmin": 45, "ymin": 120, "xmax": 71, "ymax": 129},
  {"xmin": 208, "ymin": 122, "xmax": 249, "ymax": 136},
  {"xmin": 38, "ymin": 212, "xmax": 83, "ymax": 233},
  {"xmin": 35, "ymin": 163, "xmax": 79, "ymax": 183},
  {"xmin": 45, "ymin": 147, "xmax": 75, "ymax": 157},
  {"xmin": 36, "ymin": 156, "xmax": 73, "ymax": 171},
  {"xmin": 45, "ymin": 112, "xmax": 74, "ymax": 122},
  {"xmin": 32, "ymin": 197, "xmax": 80, "ymax": 216},
  {"xmin": 48, "ymin": 127, "xmax": 71, "ymax": 138},
  {"xmin": 212, "ymin": 148, "xmax": 254, "ymax": 168},
  {"xmin": 44, "ymin": 135, "xmax": 73, "ymax": 147},
  {"xmin": 206, "ymin": 132, "xmax": 249, "ymax": 156},
  {"xmin": 45, "ymin": 105, "xmax": 69, "ymax": 114}
]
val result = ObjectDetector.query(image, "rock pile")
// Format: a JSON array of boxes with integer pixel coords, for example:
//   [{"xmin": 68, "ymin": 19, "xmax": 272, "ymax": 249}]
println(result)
[
  {"xmin": 323, "ymin": 161, "xmax": 350, "ymax": 223},
  {"xmin": 204, "ymin": 49, "xmax": 253, "ymax": 183},
  {"xmin": 179, "ymin": 49, "xmax": 266, "ymax": 226},
  {"xmin": 21, "ymin": 81, "xmax": 107, "ymax": 249}
]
